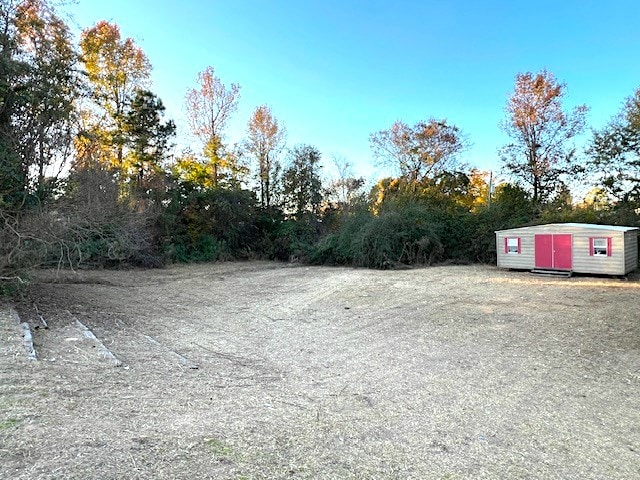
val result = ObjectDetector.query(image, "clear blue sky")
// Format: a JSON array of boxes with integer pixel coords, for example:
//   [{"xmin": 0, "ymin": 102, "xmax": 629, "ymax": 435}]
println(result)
[{"xmin": 68, "ymin": 0, "xmax": 640, "ymax": 183}]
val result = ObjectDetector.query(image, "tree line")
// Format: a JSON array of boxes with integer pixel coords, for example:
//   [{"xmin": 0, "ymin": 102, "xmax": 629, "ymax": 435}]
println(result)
[{"xmin": 1, "ymin": 0, "xmax": 638, "ymax": 291}]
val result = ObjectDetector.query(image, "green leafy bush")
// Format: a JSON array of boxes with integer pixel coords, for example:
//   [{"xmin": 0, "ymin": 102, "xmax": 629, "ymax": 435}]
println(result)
[
  {"xmin": 269, "ymin": 219, "xmax": 318, "ymax": 261},
  {"xmin": 159, "ymin": 184, "xmax": 260, "ymax": 262},
  {"xmin": 164, "ymin": 234, "xmax": 220, "ymax": 263},
  {"xmin": 313, "ymin": 203, "xmax": 450, "ymax": 268}
]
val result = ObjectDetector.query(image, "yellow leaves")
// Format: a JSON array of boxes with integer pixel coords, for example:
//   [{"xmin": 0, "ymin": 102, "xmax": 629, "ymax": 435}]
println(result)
[
  {"xmin": 172, "ymin": 155, "xmax": 216, "ymax": 189},
  {"xmin": 172, "ymin": 150, "xmax": 247, "ymax": 190},
  {"xmin": 370, "ymin": 177, "xmax": 403, "ymax": 215},
  {"xmin": 580, "ymin": 187, "xmax": 612, "ymax": 211},
  {"xmin": 467, "ymin": 169, "xmax": 490, "ymax": 211},
  {"xmin": 80, "ymin": 20, "xmax": 151, "ymax": 108},
  {"xmin": 73, "ymin": 126, "xmax": 115, "ymax": 169}
]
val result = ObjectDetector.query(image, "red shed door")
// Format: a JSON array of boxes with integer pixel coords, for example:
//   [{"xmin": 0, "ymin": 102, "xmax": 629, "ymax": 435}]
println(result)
[
  {"xmin": 535, "ymin": 233, "xmax": 572, "ymax": 269},
  {"xmin": 535, "ymin": 234, "xmax": 553, "ymax": 268},
  {"xmin": 553, "ymin": 234, "xmax": 572, "ymax": 270}
]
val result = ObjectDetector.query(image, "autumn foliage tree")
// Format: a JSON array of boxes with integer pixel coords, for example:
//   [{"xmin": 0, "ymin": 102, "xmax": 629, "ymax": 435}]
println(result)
[
  {"xmin": 245, "ymin": 105, "xmax": 286, "ymax": 207},
  {"xmin": 370, "ymin": 119, "xmax": 467, "ymax": 186},
  {"xmin": 500, "ymin": 69, "xmax": 588, "ymax": 205},
  {"xmin": 16, "ymin": 0, "xmax": 78, "ymax": 196},
  {"xmin": 0, "ymin": 0, "xmax": 79, "ymax": 205},
  {"xmin": 80, "ymin": 21, "xmax": 151, "ymax": 169},
  {"xmin": 185, "ymin": 66, "xmax": 241, "ymax": 187}
]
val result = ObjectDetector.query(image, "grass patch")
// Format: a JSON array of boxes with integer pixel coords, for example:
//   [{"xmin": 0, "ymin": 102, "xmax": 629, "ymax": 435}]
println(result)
[
  {"xmin": 0, "ymin": 418, "xmax": 21, "ymax": 430},
  {"xmin": 203, "ymin": 437, "xmax": 235, "ymax": 461}
]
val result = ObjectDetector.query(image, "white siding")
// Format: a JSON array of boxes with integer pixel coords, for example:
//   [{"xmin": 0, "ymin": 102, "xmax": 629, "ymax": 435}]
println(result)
[
  {"xmin": 496, "ymin": 231, "xmax": 535, "ymax": 269},
  {"xmin": 624, "ymin": 231, "xmax": 639, "ymax": 274},
  {"xmin": 572, "ymin": 230, "xmax": 623, "ymax": 275}
]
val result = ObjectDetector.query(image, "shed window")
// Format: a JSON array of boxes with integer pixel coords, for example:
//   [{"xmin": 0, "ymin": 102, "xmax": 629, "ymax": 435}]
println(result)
[
  {"xmin": 505, "ymin": 237, "xmax": 521, "ymax": 254},
  {"xmin": 589, "ymin": 237, "xmax": 612, "ymax": 257}
]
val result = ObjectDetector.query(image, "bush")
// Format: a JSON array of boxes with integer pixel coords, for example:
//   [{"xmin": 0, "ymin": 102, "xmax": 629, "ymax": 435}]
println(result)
[
  {"xmin": 269, "ymin": 219, "xmax": 318, "ymax": 261},
  {"xmin": 312, "ymin": 209, "xmax": 371, "ymax": 264},
  {"xmin": 354, "ymin": 205, "xmax": 444, "ymax": 268},
  {"xmin": 0, "ymin": 198, "xmax": 161, "ymax": 297},
  {"xmin": 312, "ymin": 203, "xmax": 449, "ymax": 268},
  {"xmin": 159, "ymin": 185, "xmax": 261, "ymax": 262},
  {"xmin": 164, "ymin": 234, "xmax": 220, "ymax": 263}
]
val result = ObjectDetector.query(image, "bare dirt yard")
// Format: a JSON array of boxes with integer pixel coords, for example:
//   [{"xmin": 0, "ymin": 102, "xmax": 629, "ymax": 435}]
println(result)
[{"xmin": 1, "ymin": 262, "xmax": 639, "ymax": 479}]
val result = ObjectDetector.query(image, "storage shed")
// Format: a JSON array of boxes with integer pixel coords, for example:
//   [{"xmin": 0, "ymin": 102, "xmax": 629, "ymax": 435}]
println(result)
[{"xmin": 495, "ymin": 223, "xmax": 639, "ymax": 275}]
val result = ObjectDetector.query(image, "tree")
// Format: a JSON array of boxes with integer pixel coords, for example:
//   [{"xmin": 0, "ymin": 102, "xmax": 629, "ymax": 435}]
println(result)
[
  {"xmin": 170, "ymin": 150, "xmax": 215, "ymax": 190},
  {"xmin": 17, "ymin": 0, "xmax": 78, "ymax": 198},
  {"xmin": 581, "ymin": 187, "xmax": 613, "ymax": 211},
  {"xmin": 588, "ymin": 87, "xmax": 640, "ymax": 205},
  {"xmin": 491, "ymin": 182, "xmax": 534, "ymax": 222},
  {"xmin": 431, "ymin": 169, "xmax": 491, "ymax": 212},
  {"xmin": 327, "ymin": 154, "xmax": 365, "ymax": 212},
  {"xmin": 122, "ymin": 89, "xmax": 175, "ymax": 192},
  {"xmin": 170, "ymin": 146, "xmax": 248, "ymax": 191},
  {"xmin": 245, "ymin": 104, "xmax": 285, "ymax": 207},
  {"xmin": 185, "ymin": 66, "xmax": 240, "ymax": 187},
  {"xmin": 428, "ymin": 171, "xmax": 474, "ymax": 211},
  {"xmin": 370, "ymin": 119, "xmax": 466, "ymax": 186},
  {"xmin": 500, "ymin": 69, "xmax": 588, "ymax": 205},
  {"xmin": 80, "ymin": 20, "xmax": 151, "ymax": 168},
  {"xmin": 282, "ymin": 145, "xmax": 323, "ymax": 218},
  {"xmin": 0, "ymin": 0, "xmax": 26, "ymax": 205},
  {"xmin": 0, "ymin": 0, "xmax": 78, "ymax": 205},
  {"xmin": 467, "ymin": 169, "xmax": 490, "ymax": 211}
]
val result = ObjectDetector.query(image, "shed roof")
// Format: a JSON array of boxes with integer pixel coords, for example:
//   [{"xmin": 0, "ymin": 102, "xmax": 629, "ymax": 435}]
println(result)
[{"xmin": 495, "ymin": 223, "xmax": 639, "ymax": 234}]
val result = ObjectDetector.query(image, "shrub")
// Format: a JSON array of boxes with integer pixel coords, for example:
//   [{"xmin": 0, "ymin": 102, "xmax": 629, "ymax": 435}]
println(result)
[
  {"xmin": 159, "ymin": 185, "xmax": 261, "ymax": 262},
  {"xmin": 312, "ymin": 209, "xmax": 371, "ymax": 265},
  {"xmin": 269, "ymin": 219, "xmax": 317, "ymax": 261},
  {"xmin": 353, "ymin": 205, "xmax": 444, "ymax": 268},
  {"xmin": 0, "ymin": 197, "xmax": 161, "ymax": 297},
  {"xmin": 312, "ymin": 203, "xmax": 449, "ymax": 268},
  {"xmin": 164, "ymin": 234, "xmax": 220, "ymax": 263}
]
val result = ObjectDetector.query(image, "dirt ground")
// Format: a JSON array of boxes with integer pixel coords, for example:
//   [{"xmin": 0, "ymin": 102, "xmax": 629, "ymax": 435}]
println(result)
[{"xmin": 1, "ymin": 262, "xmax": 639, "ymax": 479}]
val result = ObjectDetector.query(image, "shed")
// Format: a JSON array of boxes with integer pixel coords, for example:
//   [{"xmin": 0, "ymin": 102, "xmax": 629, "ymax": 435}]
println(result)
[{"xmin": 495, "ymin": 223, "xmax": 639, "ymax": 275}]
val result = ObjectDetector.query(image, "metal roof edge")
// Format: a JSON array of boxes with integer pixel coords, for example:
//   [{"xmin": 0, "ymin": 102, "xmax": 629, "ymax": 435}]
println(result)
[{"xmin": 495, "ymin": 223, "xmax": 639, "ymax": 234}]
